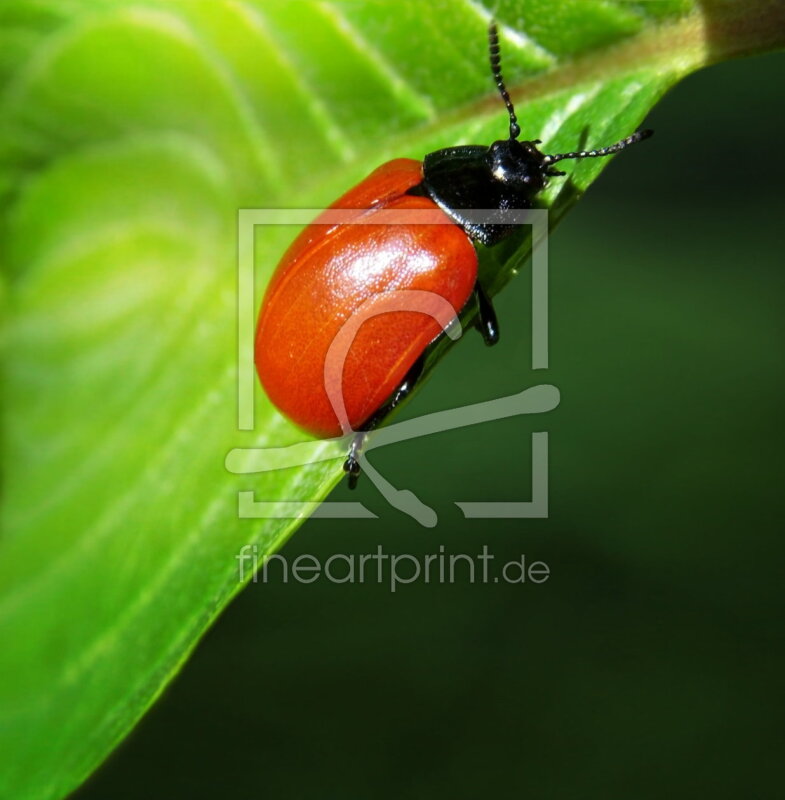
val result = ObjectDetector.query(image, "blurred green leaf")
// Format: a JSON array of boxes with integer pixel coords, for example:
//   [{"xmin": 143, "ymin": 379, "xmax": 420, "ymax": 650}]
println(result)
[{"xmin": 0, "ymin": 1, "xmax": 783, "ymax": 798}]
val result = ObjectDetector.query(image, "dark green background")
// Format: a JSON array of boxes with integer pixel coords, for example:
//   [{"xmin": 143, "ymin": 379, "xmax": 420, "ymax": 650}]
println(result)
[{"xmin": 77, "ymin": 51, "xmax": 784, "ymax": 799}]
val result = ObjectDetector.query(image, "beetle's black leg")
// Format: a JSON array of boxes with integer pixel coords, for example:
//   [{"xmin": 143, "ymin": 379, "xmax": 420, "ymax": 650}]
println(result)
[
  {"xmin": 343, "ymin": 433, "xmax": 364, "ymax": 490},
  {"xmin": 342, "ymin": 353, "xmax": 427, "ymax": 489},
  {"xmin": 474, "ymin": 280, "xmax": 499, "ymax": 346}
]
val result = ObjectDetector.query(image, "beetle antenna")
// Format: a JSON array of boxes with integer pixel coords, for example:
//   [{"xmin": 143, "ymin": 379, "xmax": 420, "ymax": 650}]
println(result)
[
  {"xmin": 488, "ymin": 21, "xmax": 520, "ymax": 140},
  {"xmin": 542, "ymin": 129, "xmax": 654, "ymax": 164}
]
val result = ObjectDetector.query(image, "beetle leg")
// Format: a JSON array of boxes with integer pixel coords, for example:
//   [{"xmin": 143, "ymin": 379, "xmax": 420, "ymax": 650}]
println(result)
[
  {"xmin": 342, "ymin": 353, "xmax": 427, "ymax": 489},
  {"xmin": 343, "ymin": 433, "xmax": 365, "ymax": 490},
  {"xmin": 474, "ymin": 280, "xmax": 500, "ymax": 346}
]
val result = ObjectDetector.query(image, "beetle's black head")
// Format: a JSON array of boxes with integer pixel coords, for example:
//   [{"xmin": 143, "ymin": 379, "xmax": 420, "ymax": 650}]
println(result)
[
  {"xmin": 486, "ymin": 22, "xmax": 652, "ymax": 186},
  {"xmin": 416, "ymin": 22, "xmax": 653, "ymax": 247},
  {"xmin": 486, "ymin": 138, "xmax": 550, "ymax": 196}
]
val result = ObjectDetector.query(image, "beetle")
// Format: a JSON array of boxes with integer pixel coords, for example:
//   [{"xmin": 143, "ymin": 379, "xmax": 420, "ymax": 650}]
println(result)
[{"xmin": 255, "ymin": 22, "xmax": 652, "ymax": 488}]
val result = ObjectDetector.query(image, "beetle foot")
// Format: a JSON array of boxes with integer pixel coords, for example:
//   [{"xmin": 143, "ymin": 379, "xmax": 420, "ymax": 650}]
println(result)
[
  {"xmin": 343, "ymin": 455, "xmax": 361, "ymax": 489},
  {"xmin": 343, "ymin": 432, "xmax": 366, "ymax": 490}
]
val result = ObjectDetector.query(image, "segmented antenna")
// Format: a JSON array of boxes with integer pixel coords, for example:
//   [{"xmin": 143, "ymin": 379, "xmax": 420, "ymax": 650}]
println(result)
[
  {"xmin": 542, "ymin": 129, "xmax": 654, "ymax": 164},
  {"xmin": 488, "ymin": 21, "xmax": 520, "ymax": 140}
]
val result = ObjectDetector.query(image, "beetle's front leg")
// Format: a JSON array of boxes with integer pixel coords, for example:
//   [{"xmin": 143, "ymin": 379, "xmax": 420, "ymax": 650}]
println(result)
[{"xmin": 474, "ymin": 280, "xmax": 499, "ymax": 346}]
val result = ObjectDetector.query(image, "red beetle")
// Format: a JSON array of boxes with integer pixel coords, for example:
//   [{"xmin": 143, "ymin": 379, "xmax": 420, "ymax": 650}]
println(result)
[{"xmin": 256, "ymin": 22, "xmax": 651, "ymax": 487}]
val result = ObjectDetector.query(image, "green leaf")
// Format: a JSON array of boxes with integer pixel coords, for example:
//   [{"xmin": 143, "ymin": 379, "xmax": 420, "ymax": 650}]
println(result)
[{"xmin": 0, "ymin": 1, "xmax": 782, "ymax": 798}]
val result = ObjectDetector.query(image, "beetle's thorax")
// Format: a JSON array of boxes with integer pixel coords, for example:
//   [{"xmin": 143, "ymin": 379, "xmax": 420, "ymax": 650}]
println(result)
[{"xmin": 418, "ymin": 138, "xmax": 549, "ymax": 247}]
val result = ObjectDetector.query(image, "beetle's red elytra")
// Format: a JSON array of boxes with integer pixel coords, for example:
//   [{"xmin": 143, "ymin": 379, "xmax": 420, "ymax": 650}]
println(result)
[
  {"xmin": 256, "ymin": 158, "xmax": 477, "ymax": 439},
  {"xmin": 255, "ymin": 22, "xmax": 652, "ymax": 487}
]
